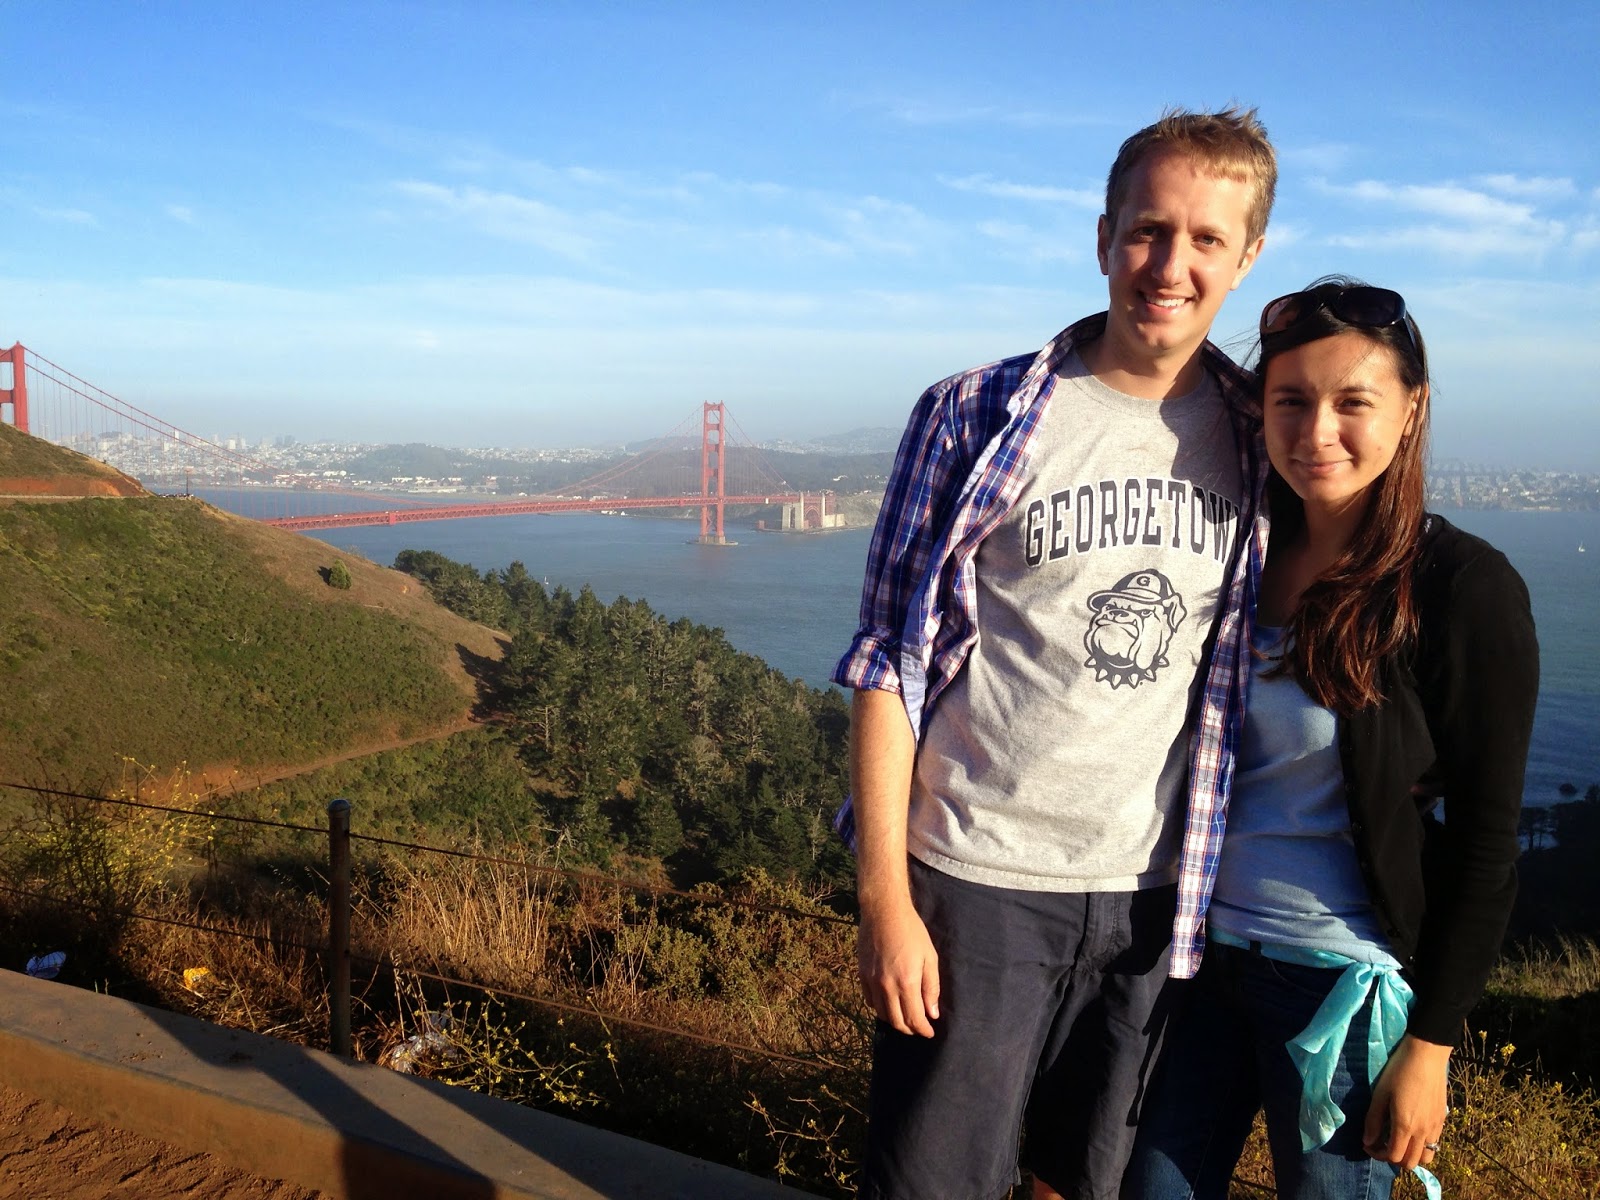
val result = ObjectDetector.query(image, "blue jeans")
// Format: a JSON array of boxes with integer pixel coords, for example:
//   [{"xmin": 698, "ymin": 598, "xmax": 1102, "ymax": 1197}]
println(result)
[{"xmin": 1123, "ymin": 942, "xmax": 1402, "ymax": 1200}]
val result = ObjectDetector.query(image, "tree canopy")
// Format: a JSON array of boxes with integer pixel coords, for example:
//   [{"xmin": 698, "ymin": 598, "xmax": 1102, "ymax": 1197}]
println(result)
[{"xmin": 394, "ymin": 550, "xmax": 854, "ymax": 890}]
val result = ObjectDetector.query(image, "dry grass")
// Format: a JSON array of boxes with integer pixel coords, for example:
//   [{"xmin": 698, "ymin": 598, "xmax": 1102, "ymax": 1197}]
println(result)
[
  {"xmin": 1437, "ymin": 1031, "xmax": 1600, "ymax": 1198},
  {"xmin": 376, "ymin": 851, "xmax": 561, "ymax": 990},
  {"xmin": 4, "ymin": 789, "xmax": 1597, "ymax": 1199},
  {"xmin": 125, "ymin": 903, "xmax": 331, "ymax": 1047},
  {"xmin": 349, "ymin": 850, "xmax": 869, "ymax": 1188},
  {"xmin": 371, "ymin": 847, "xmax": 862, "ymax": 1061},
  {"xmin": 0, "ymin": 798, "xmax": 870, "ymax": 1191},
  {"xmin": 1491, "ymin": 936, "xmax": 1600, "ymax": 1001}
]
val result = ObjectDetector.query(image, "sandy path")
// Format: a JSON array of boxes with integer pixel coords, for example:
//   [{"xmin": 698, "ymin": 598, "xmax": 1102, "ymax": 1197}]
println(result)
[
  {"xmin": 0, "ymin": 1083, "xmax": 330, "ymax": 1199},
  {"xmin": 192, "ymin": 715, "xmax": 489, "ymax": 798}
]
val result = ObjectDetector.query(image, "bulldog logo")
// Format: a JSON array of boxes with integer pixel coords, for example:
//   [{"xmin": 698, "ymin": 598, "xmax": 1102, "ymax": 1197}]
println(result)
[{"xmin": 1083, "ymin": 568, "xmax": 1188, "ymax": 689}]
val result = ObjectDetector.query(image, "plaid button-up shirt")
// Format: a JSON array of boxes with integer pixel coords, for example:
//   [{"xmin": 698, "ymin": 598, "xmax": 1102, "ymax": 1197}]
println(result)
[{"xmin": 830, "ymin": 312, "xmax": 1270, "ymax": 978}]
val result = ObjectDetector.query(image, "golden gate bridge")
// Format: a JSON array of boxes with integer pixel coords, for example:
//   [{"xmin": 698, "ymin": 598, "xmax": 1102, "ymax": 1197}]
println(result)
[{"xmin": 0, "ymin": 344, "xmax": 839, "ymax": 543}]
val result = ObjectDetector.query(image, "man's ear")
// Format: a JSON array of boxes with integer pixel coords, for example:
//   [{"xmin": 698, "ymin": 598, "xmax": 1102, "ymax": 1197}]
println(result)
[
  {"xmin": 1096, "ymin": 214, "xmax": 1112, "ymax": 276},
  {"xmin": 1229, "ymin": 235, "xmax": 1266, "ymax": 290}
]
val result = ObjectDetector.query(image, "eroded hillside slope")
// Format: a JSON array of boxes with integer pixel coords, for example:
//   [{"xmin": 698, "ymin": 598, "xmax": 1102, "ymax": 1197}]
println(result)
[{"xmin": 0, "ymin": 427, "xmax": 503, "ymax": 789}]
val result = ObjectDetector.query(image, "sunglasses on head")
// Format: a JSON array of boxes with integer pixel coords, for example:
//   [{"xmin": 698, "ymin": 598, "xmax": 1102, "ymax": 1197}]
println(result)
[{"xmin": 1260, "ymin": 285, "xmax": 1416, "ymax": 352}]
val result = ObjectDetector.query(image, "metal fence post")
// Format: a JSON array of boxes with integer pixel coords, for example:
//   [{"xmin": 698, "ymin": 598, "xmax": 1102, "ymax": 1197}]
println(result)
[{"xmin": 327, "ymin": 798, "xmax": 352, "ymax": 1057}]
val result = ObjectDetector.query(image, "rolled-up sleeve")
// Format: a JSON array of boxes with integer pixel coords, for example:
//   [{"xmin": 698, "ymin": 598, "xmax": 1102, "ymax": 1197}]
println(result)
[{"xmin": 832, "ymin": 381, "xmax": 964, "ymax": 694}]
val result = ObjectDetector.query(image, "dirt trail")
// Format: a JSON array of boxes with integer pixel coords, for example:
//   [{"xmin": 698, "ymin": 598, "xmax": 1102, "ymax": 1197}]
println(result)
[
  {"xmin": 192, "ymin": 715, "xmax": 492, "ymax": 799},
  {"xmin": 0, "ymin": 1083, "xmax": 330, "ymax": 1200}
]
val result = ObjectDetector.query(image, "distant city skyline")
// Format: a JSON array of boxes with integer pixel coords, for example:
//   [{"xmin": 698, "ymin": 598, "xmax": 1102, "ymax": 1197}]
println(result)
[
  {"xmin": 3, "ymin": 3, "xmax": 1598, "ymax": 468},
  {"xmin": 123, "ymin": 423, "xmax": 1600, "ymax": 481}
]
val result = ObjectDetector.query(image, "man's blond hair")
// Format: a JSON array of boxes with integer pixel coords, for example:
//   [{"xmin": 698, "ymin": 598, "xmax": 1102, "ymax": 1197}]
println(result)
[{"xmin": 1104, "ymin": 106, "xmax": 1277, "ymax": 246}]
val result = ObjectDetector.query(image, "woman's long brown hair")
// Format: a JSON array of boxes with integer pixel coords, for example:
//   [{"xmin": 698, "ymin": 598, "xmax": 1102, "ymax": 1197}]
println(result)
[{"xmin": 1259, "ymin": 278, "xmax": 1432, "ymax": 714}]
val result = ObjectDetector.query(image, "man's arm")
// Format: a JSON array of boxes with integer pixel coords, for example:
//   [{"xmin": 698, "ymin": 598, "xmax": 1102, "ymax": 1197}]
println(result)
[{"xmin": 851, "ymin": 687, "xmax": 940, "ymax": 1037}]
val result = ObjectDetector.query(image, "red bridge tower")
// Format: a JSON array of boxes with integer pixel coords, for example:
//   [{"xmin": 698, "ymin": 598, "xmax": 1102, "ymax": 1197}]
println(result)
[
  {"xmin": 698, "ymin": 401, "xmax": 730, "ymax": 545},
  {"xmin": 0, "ymin": 344, "xmax": 27, "ymax": 432}
]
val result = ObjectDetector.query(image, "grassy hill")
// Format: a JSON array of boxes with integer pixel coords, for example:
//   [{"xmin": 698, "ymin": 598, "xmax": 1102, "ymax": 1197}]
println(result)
[
  {"xmin": 0, "ymin": 420, "xmax": 144, "ymax": 497},
  {"xmin": 0, "ymin": 428, "xmax": 504, "ymax": 790}
]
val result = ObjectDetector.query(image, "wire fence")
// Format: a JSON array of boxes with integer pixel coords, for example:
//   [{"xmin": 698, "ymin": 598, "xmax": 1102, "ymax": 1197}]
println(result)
[
  {"xmin": 0, "ymin": 778, "xmax": 860, "ymax": 1072},
  {"xmin": 346, "ymin": 828, "xmax": 855, "ymax": 927},
  {"xmin": 0, "ymin": 777, "xmax": 1568, "ymax": 1199}
]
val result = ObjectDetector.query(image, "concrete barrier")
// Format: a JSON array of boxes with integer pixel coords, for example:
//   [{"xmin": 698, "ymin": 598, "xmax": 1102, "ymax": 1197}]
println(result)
[{"xmin": 0, "ymin": 970, "xmax": 814, "ymax": 1199}]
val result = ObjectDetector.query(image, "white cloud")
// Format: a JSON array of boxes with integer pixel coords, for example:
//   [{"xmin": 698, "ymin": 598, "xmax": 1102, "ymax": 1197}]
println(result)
[
  {"xmin": 1473, "ymin": 174, "xmax": 1576, "ymax": 200},
  {"xmin": 1311, "ymin": 176, "xmax": 1584, "ymax": 259},
  {"xmin": 322, "ymin": 115, "xmax": 963, "ymax": 273},
  {"xmin": 1281, "ymin": 142, "xmax": 1355, "ymax": 175},
  {"xmin": 975, "ymin": 220, "xmax": 1079, "ymax": 265},
  {"xmin": 839, "ymin": 92, "xmax": 1118, "ymax": 131},
  {"xmin": 682, "ymin": 171, "xmax": 791, "ymax": 202},
  {"xmin": 941, "ymin": 174, "xmax": 1101, "ymax": 209},
  {"xmin": 1326, "ymin": 223, "xmax": 1565, "ymax": 259},
  {"xmin": 1259, "ymin": 221, "xmax": 1305, "ymax": 250},
  {"xmin": 35, "ymin": 206, "xmax": 97, "ymax": 226},
  {"xmin": 165, "ymin": 205, "xmax": 196, "ymax": 225},
  {"xmin": 389, "ymin": 167, "xmax": 956, "ymax": 269},
  {"xmin": 392, "ymin": 181, "xmax": 602, "ymax": 261},
  {"xmin": 819, "ymin": 194, "xmax": 945, "ymax": 257},
  {"xmin": 1318, "ymin": 179, "xmax": 1538, "ymax": 226},
  {"xmin": 885, "ymin": 100, "xmax": 1051, "ymax": 127}
]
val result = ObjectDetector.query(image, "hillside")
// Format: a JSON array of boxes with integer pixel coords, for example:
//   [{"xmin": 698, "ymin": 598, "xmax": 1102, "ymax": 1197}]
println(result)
[
  {"xmin": 0, "ymin": 430, "xmax": 504, "ymax": 789},
  {"xmin": 0, "ymin": 420, "xmax": 144, "ymax": 498}
]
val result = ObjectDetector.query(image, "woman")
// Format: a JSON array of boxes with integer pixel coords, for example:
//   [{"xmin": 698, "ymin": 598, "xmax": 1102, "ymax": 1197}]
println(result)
[{"xmin": 1125, "ymin": 278, "xmax": 1539, "ymax": 1199}]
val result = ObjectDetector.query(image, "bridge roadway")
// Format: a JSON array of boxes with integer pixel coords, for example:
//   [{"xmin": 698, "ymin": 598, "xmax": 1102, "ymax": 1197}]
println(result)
[{"xmin": 262, "ymin": 492, "xmax": 802, "ymax": 532}]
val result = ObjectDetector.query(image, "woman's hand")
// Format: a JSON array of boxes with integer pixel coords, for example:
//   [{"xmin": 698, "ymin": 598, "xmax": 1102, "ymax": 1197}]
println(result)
[{"xmin": 1364, "ymin": 1034, "xmax": 1452, "ymax": 1170}]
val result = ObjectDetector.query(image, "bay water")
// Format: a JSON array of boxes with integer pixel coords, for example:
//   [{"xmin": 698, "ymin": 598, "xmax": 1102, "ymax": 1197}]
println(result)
[
  {"xmin": 301, "ymin": 504, "xmax": 1598, "ymax": 809},
  {"xmin": 193, "ymin": 492, "xmax": 1593, "ymax": 812}
]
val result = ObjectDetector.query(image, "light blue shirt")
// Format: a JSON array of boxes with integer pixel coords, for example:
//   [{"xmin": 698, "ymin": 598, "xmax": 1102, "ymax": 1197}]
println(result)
[{"xmin": 1209, "ymin": 626, "xmax": 1398, "ymax": 967}]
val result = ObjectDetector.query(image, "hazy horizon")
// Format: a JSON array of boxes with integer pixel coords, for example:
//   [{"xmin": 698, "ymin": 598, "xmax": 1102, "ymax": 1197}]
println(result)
[{"xmin": 3, "ymin": 3, "xmax": 1597, "ymax": 468}]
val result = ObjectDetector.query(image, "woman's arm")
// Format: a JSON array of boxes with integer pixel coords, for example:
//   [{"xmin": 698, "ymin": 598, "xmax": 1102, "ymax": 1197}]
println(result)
[{"xmin": 1407, "ymin": 540, "xmax": 1539, "ymax": 1043}]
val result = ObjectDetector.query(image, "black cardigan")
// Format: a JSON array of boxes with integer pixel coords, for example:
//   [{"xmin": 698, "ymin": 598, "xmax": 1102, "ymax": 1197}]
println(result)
[{"xmin": 1337, "ymin": 514, "xmax": 1539, "ymax": 1045}]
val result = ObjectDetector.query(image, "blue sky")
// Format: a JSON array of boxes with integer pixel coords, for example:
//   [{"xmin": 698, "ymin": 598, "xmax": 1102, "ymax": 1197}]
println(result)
[{"xmin": 3, "ymin": 1, "xmax": 1598, "ymax": 467}]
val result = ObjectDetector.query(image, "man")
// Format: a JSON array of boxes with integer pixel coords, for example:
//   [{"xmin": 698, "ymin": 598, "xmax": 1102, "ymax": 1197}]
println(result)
[{"xmin": 832, "ymin": 108, "xmax": 1277, "ymax": 1200}]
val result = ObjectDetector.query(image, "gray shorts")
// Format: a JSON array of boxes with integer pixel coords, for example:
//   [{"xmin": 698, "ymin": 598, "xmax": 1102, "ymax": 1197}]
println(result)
[{"xmin": 862, "ymin": 859, "xmax": 1178, "ymax": 1200}]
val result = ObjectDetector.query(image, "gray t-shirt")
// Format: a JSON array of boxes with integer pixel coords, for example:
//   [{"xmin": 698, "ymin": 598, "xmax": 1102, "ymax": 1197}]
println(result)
[{"xmin": 910, "ymin": 351, "xmax": 1243, "ymax": 891}]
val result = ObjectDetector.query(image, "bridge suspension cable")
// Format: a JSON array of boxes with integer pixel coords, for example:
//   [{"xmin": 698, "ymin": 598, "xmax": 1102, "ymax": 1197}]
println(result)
[{"xmin": 3, "ymin": 345, "xmax": 837, "ymax": 536}]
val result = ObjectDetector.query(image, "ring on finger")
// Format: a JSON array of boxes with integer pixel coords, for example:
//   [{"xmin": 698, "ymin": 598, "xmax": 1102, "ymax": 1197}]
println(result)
[{"xmin": 1424, "ymin": 1140, "xmax": 1441, "ymax": 1152}]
